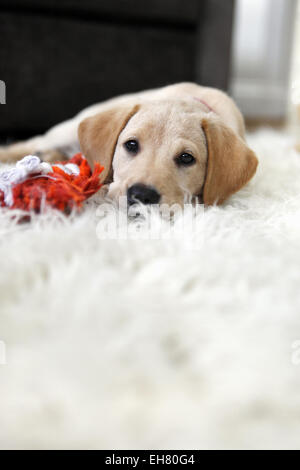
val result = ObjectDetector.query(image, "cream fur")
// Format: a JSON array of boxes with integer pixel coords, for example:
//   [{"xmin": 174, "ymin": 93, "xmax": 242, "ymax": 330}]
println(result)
[{"xmin": 0, "ymin": 83, "xmax": 256, "ymax": 206}]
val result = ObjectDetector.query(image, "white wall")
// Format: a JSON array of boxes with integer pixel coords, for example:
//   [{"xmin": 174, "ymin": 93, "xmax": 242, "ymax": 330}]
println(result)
[
  {"xmin": 290, "ymin": 1, "xmax": 300, "ymax": 107},
  {"xmin": 231, "ymin": 0, "xmax": 297, "ymax": 119}
]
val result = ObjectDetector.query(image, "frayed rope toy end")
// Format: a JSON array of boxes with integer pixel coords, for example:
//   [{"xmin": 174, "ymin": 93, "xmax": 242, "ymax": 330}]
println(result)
[{"xmin": 0, "ymin": 153, "xmax": 104, "ymax": 214}]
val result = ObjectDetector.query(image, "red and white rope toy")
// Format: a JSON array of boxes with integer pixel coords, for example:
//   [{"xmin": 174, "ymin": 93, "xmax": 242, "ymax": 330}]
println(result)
[{"xmin": 0, "ymin": 153, "xmax": 104, "ymax": 214}]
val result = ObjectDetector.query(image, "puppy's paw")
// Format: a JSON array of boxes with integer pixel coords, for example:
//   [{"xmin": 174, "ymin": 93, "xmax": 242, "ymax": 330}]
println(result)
[
  {"xmin": 0, "ymin": 147, "xmax": 11, "ymax": 163},
  {"xmin": 36, "ymin": 149, "xmax": 69, "ymax": 163},
  {"xmin": 0, "ymin": 144, "xmax": 35, "ymax": 163},
  {"xmin": 0, "ymin": 147, "xmax": 69, "ymax": 164}
]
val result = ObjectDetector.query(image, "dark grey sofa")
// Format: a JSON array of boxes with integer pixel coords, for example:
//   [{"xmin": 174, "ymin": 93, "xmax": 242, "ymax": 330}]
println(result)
[{"xmin": 0, "ymin": 0, "xmax": 235, "ymax": 139}]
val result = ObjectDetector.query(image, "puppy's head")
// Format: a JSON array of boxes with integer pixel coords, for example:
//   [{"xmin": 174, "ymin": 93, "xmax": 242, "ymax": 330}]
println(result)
[{"xmin": 78, "ymin": 100, "xmax": 258, "ymax": 206}]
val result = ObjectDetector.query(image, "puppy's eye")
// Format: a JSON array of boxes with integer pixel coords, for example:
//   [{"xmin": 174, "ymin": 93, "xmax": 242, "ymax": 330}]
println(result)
[
  {"xmin": 175, "ymin": 153, "xmax": 196, "ymax": 166},
  {"xmin": 124, "ymin": 140, "xmax": 139, "ymax": 154}
]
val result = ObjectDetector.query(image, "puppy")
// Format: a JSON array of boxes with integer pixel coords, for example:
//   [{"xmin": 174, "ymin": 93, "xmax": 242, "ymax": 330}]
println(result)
[{"xmin": 0, "ymin": 82, "xmax": 258, "ymax": 206}]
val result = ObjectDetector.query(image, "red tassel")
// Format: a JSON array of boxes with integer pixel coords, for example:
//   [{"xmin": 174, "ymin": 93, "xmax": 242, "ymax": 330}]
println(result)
[{"xmin": 3, "ymin": 153, "xmax": 104, "ymax": 214}]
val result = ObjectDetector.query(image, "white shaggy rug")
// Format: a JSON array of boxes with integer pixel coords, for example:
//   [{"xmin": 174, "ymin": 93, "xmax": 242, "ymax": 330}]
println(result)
[{"xmin": 1, "ymin": 129, "xmax": 300, "ymax": 450}]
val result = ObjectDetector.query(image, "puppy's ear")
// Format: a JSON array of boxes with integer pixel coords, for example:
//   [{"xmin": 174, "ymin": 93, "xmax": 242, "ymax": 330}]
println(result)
[
  {"xmin": 202, "ymin": 117, "xmax": 258, "ymax": 205},
  {"xmin": 78, "ymin": 104, "xmax": 140, "ymax": 182}
]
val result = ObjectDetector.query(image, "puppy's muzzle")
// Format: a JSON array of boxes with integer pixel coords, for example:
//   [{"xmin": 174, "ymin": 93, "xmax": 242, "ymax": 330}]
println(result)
[{"xmin": 127, "ymin": 183, "xmax": 161, "ymax": 206}]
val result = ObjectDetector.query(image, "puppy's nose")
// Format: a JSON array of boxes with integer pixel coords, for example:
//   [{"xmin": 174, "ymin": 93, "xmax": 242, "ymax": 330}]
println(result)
[{"xmin": 127, "ymin": 183, "xmax": 161, "ymax": 205}]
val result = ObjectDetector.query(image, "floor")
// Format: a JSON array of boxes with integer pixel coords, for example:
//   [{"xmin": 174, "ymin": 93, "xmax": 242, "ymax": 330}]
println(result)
[{"xmin": 0, "ymin": 128, "xmax": 300, "ymax": 449}]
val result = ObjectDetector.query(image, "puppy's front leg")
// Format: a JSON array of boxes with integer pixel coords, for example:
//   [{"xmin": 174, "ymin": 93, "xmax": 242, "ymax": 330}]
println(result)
[
  {"xmin": 0, "ymin": 104, "xmax": 101, "ymax": 164},
  {"xmin": 0, "ymin": 141, "xmax": 69, "ymax": 163},
  {"xmin": 0, "ymin": 115, "xmax": 80, "ymax": 164}
]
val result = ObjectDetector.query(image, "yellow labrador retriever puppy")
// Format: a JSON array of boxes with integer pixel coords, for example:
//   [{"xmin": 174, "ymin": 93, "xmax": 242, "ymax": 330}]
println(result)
[{"xmin": 0, "ymin": 82, "xmax": 258, "ymax": 206}]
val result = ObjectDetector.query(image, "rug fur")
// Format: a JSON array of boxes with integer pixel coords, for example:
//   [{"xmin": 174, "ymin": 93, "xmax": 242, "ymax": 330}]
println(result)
[{"xmin": 1, "ymin": 129, "xmax": 300, "ymax": 450}]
